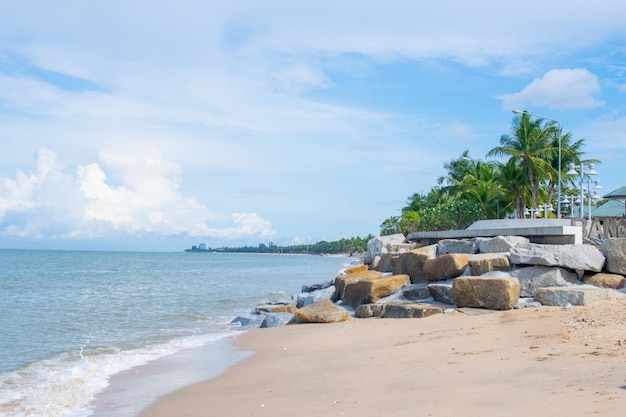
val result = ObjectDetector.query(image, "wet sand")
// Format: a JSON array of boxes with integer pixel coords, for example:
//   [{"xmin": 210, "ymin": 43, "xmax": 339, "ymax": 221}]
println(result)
[{"xmin": 140, "ymin": 297, "xmax": 626, "ymax": 417}]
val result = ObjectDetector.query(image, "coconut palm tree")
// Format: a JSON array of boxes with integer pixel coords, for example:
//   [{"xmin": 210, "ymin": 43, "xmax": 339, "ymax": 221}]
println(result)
[{"xmin": 487, "ymin": 113, "xmax": 554, "ymax": 215}]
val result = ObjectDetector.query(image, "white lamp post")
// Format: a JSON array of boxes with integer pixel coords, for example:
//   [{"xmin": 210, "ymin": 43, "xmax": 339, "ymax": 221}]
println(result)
[
  {"xmin": 512, "ymin": 110, "xmax": 562, "ymax": 218},
  {"xmin": 566, "ymin": 162, "xmax": 601, "ymax": 221}
]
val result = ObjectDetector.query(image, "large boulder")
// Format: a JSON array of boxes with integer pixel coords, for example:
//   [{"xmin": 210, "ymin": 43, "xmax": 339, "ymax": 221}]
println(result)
[
  {"xmin": 509, "ymin": 243, "xmax": 605, "ymax": 273},
  {"xmin": 534, "ymin": 286, "xmax": 615, "ymax": 306},
  {"xmin": 428, "ymin": 280, "xmax": 455, "ymax": 305},
  {"xmin": 602, "ymin": 238, "xmax": 626, "ymax": 275},
  {"xmin": 342, "ymin": 274, "xmax": 411, "ymax": 309},
  {"xmin": 392, "ymin": 245, "xmax": 438, "ymax": 283},
  {"xmin": 437, "ymin": 239, "xmax": 480, "ymax": 256},
  {"xmin": 296, "ymin": 286, "xmax": 336, "ymax": 308},
  {"xmin": 343, "ymin": 264, "xmax": 369, "ymax": 275},
  {"xmin": 585, "ymin": 273, "xmax": 626, "ymax": 290},
  {"xmin": 479, "ymin": 235, "xmax": 529, "ymax": 253},
  {"xmin": 511, "ymin": 266, "xmax": 579, "ymax": 297},
  {"xmin": 333, "ymin": 270, "xmax": 383, "ymax": 301},
  {"xmin": 260, "ymin": 313, "xmax": 295, "ymax": 328},
  {"xmin": 402, "ymin": 283, "xmax": 431, "ymax": 301},
  {"xmin": 452, "ymin": 276, "xmax": 521, "ymax": 310},
  {"xmin": 293, "ymin": 300, "xmax": 349, "ymax": 323},
  {"xmin": 424, "ymin": 253, "xmax": 472, "ymax": 281},
  {"xmin": 373, "ymin": 252, "xmax": 398, "ymax": 273},
  {"xmin": 468, "ymin": 253, "xmax": 511, "ymax": 276},
  {"xmin": 365, "ymin": 234, "xmax": 406, "ymax": 264}
]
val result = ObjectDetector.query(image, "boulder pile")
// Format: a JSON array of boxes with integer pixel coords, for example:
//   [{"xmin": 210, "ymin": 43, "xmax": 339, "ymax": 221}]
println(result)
[{"xmin": 238, "ymin": 236, "xmax": 626, "ymax": 328}]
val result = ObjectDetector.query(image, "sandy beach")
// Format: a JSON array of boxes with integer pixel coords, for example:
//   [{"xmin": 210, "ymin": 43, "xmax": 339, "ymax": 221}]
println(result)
[{"xmin": 140, "ymin": 297, "xmax": 626, "ymax": 417}]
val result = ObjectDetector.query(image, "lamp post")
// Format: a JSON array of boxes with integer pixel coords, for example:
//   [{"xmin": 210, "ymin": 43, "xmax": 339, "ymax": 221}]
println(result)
[
  {"xmin": 566, "ymin": 162, "xmax": 601, "ymax": 222},
  {"xmin": 512, "ymin": 110, "xmax": 562, "ymax": 218}
]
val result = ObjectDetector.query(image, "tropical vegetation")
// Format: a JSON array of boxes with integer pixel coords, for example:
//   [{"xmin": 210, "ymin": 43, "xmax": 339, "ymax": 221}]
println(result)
[{"xmin": 380, "ymin": 112, "xmax": 601, "ymax": 235}]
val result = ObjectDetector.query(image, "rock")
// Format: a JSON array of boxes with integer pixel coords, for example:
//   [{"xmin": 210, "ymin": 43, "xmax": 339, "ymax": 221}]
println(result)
[
  {"xmin": 585, "ymin": 273, "xmax": 626, "ymax": 289},
  {"xmin": 402, "ymin": 283, "xmax": 431, "ymax": 301},
  {"xmin": 333, "ymin": 270, "xmax": 383, "ymax": 301},
  {"xmin": 511, "ymin": 266, "xmax": 579, "ymax": 297},
  {"xmin": 296, "ymin": 286, "xmax": 336, "ymax": 308},
  {"xmin": 342, "ymin": 274, "xmax": 411, "ymax": 309},
  {"xmin": 391, "ymin": 245, "xmax": 438, "ymax": 283},
  {"xmin": 301, "ymin": 279, "xmax": 335, "ymax": 293},
  {"xmin": 479, "ymin": 235, "xmax": 529, "ymax": 253},
  {"xmin": 230, "ymin": 316, "xmax": 263, "ymax": 327},
  {"xmin": 373, "ymin": 252, "xmax": 398, "ymax": 273},
  {"xmin": 424, "ymin": 253, "xmax": 472, "ymax": 281},
  {"xmin": 254, "ymin": 303, "xmax": 297, "ymax": 314},
  {"xmin": 365, "ymin": 234, "xmax": 406, "ymax": 265},
  {"xmin": 260, "ymin": 313, "xmax": 295, "ymax": 328},
  {"xmin": 293, "ymin": 300, "xmax": 350, "ymax": 323},
  {"xmin": 343, "ymin": 264, "xmax": 370, "ymax": 275},
  {"xmin": 452, "ymin": 276, "xmax": 521, "ymax": 310},
  {"xmin": 509, "ymin": 243, "xmax": 605, "ymax": 272},
  {"xmin": 468, "ymin": 253, "xmax": 511, "ymax": 276},
  {"xmin": 428, "ymin": 280, "xmax": 455, "ymax": 305},
  {"xmin": 437, "ymin": 239, "xmax": 480, "ymax": 256},
  {"xmin": 602, "ymin": 238, "xmax": 626, "ymax": 275},
  {"xmin": 534, "ymin": 286, "xmax": 615, "ymax": 306},
  {"xmin": 355, "ymin": 302, "xmax": 447, "ymax": 318}
]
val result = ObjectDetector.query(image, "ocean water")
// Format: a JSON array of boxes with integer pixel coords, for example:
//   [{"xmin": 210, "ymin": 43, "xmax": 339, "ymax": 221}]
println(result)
[{"xmin": 0, "ymin": 249, "xmax": 354, "ymax": 417}]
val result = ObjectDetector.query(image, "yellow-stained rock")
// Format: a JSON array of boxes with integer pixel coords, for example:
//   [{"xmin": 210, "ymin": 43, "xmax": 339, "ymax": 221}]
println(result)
[
  {"xmin": 586, "ymin": 273, "xmax": 625, "ymax": 289},
  {"xmin": 468, "ymin": 253, "xmax": 511, "ymax": 276},
  {"xmin": 255, "ymin": 303, "xmax": 297, "ymax": 314},
  {"xmin": 343, "ymin": 274, "xmax": 410, "ymax": 309},
  {"xmin": 294, "ymin": 300, "xmax": 349, "ymax": 323},
  {"xmin": 334, "ymin": 270, "xmax": 383, "ymax": 301},
  {"xmin": 453, "ymin": 276, "xmax": 521, "ymax": 310},
  {"xmin": 424, "ymin": 253, "xmax": 472, "ymax": 281},
  {"xmin": 344, "ymin": 264, "xmax": 369, "ymax": 275},
  {"xmin": 392, "ymin": 245, "xmax": 438, "ymax": 284}
]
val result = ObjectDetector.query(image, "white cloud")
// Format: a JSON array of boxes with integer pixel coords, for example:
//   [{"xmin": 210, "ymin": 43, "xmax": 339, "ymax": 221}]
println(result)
[
  {"xmin": 500, "ymin": 68, "xmax": 604, "ymax": 110},
  {"xmin": 272, "ymin": 63, "xmax": 334, "ymax": 95},
  {"xmin": 0, "ymin": 149, "xmax": 277, "ymax": 241}
]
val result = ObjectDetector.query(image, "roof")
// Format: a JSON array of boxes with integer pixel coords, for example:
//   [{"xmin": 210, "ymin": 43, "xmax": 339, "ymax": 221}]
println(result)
[
  {"xmin": 591, "ymin": 199, "xmax": 626, "ymax": 217},
  {"xmin": 603, "ymin": 186, "xmax": 626, "ymax": 199}
]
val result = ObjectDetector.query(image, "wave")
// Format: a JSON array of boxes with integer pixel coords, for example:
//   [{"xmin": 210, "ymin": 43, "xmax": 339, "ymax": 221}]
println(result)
[{"xmin": 0, "ymin": 330, "xmax": 243, "ymax": 417}]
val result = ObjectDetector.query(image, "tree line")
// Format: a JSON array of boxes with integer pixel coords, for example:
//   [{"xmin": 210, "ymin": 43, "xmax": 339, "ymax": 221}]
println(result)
[
  {"xmin": 188, "ymin": 235, "xmax": 374, "ymax": 255},
  {"xmin": 381, "ymin": 112, "xmax": 601, "ymax": 236}
]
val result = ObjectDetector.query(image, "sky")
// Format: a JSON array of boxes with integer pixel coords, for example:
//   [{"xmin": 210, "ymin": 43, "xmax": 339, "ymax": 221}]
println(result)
[{"xmin": 1, "ymin": 1, "xmax": 625, "ymax": 252}]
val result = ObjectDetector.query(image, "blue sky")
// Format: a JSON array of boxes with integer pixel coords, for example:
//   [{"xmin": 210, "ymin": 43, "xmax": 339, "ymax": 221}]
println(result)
[{"xmin": 1, "ymin": 1, "xmax": 625, "ymax": 251}]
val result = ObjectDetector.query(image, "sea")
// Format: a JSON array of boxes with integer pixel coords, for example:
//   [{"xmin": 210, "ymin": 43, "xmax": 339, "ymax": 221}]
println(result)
[{"xmin": 0, "ymin": 249, "xmax": 355, "ymax": 417}]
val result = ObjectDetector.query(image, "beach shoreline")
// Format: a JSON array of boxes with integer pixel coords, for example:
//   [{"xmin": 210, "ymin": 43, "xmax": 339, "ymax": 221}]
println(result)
[{"xmin": 139, "ymin": 297, "xmax": 626, "ymax": 417}]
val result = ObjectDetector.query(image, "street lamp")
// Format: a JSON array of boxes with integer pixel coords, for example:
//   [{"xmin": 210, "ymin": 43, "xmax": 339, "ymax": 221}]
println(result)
[
  {"xmin": 566, "ymin": 162, "xmax": 601, "ymax": 222},
  {"xmin": 512, "ymin": 110, "xmax": 562, "ymax": 218}
]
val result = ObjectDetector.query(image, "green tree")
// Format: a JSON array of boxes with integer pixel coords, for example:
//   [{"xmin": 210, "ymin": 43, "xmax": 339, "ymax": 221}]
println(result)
[
  {"xmin": 399, "ymin": 211, "xmax": 420, "ymax": 235},
  {"xmin": 380, "ymin": 216, "xmax": 401, "ymax": 236},
  {"xmin": 488, "ymin": 113, "xmax": 554, "ymax": 216}
]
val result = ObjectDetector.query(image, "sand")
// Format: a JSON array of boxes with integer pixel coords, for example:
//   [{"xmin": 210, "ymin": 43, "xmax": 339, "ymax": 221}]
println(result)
[{"xmin": 140, "ymin": 297, "xmax": 626, "ymax": 417}]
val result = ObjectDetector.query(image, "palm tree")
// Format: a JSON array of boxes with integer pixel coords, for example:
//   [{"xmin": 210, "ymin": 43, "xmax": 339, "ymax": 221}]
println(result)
[
  {"xmin": 487, "ymin": 113, "xmax": 554, "ymax": 215},
  {"xmin": 495, "ymin": 159, "xmax": 530, "ymax": 218}
]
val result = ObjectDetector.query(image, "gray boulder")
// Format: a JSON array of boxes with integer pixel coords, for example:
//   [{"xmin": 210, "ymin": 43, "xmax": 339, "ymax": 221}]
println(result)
[
  {"xmin": 602, "ymin": 238, "xmax": 626, "ymax": 275},
  {"xmin": 534, "ymin": 286, "xmax": 615, "ymax": 306},
  {"xmin": 365, "ymin": 234, "xmax": 406, "ymax": 264},
  {"xmin": 509, "ymin": 243, "xmax": 605, "ymax": 273},
  {"xmin": 511, "ymin": 266, "xmax": 579, "ymax": 297},
  {"xmin": 260, "ymin": 313, "xmax": 294, "ymax": 328},
  {"xmin": 427, "ymin": 280, "xmax": 455, "ymax": 305},
  {"xmin": 296, "ymin": 286, "xmax": 336, "ymax": 308},
  {"xmin": 437, "ymin": 239, "xmax": 480, "ymax": 256},
  {"xmin": 479, "ymin": 235, "xmax": 529, "ymax": 253}
]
